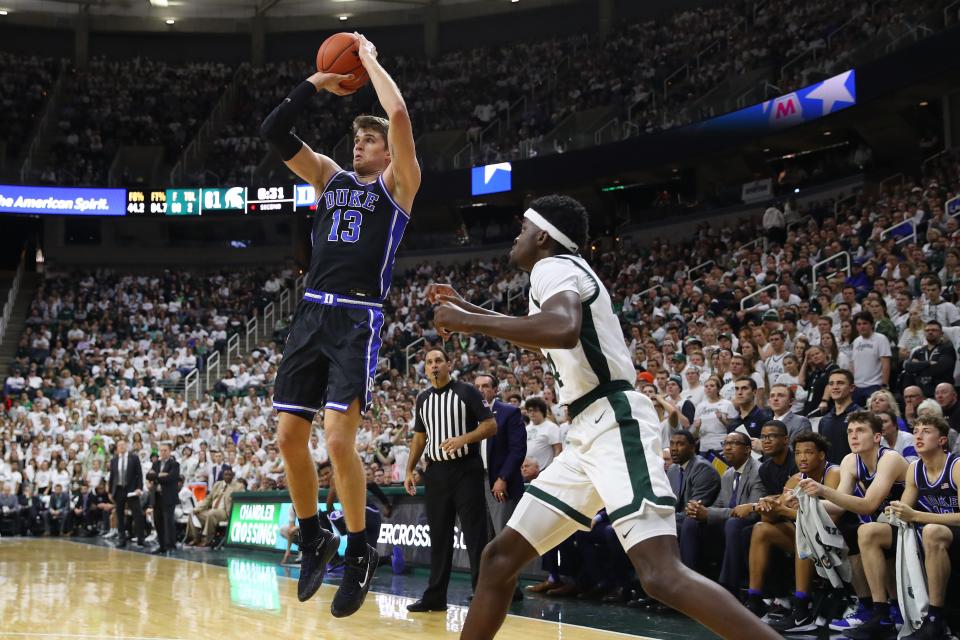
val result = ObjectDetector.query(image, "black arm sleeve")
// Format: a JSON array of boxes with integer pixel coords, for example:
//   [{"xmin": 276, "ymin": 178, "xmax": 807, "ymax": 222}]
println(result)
[{"xmin": 259, "ymin": 81, "xmax": 317, "ymax": 161}]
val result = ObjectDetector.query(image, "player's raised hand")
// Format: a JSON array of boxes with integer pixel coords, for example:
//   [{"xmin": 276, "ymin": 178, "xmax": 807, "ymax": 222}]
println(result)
[
  {"xmin": 426, "ymin": 283, "xmax": 463, "ymax": 305},
  {"xmin": 354, "ymin": 33, "xmax": 378, "ymax": 67},
  {"xmin": 307, "ymin": 71, "xmax": 356, "ymax": 96}
]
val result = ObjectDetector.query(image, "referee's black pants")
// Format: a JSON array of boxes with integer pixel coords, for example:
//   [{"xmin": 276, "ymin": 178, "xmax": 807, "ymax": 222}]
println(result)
[{"xmin": 422, "ymin": 456, "xmax": 490, "ymax": 605}]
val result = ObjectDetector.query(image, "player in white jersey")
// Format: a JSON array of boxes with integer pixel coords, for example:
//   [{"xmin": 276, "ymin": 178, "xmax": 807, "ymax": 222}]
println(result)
[{"xmin": 431, "ymin": 195, "xmax": 780, "ymax": 640}]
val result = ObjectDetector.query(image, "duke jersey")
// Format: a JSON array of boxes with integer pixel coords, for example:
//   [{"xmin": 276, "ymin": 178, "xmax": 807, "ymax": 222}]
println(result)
[
  {"xmin": 309, "ymin": 171, "xmax": 409, "ymax": 300},
  {"xmin": 853, "ymin": 447, "xmax": 905, "ymax": 523},
  {"xmin": 528, "ymin": 254, "xmax": 635, "ymax": 407},
  {"xmin": 801, "ymin": 462, "xmax": 838, "ymax": 481},
  {"xmin": 915, "ymin": 452, "xmax": 960, "ymax": 514}
]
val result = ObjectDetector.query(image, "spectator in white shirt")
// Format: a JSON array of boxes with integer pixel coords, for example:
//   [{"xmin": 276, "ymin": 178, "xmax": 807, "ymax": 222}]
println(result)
[
  {"xmin": 850, "ymin": 310, "xmax": 892, "ymax": 406},
  {"xmin": 921, "ymin": 275, "xmax": 960, "ymax": 326},
  {"xmin": 523, "ymin": 397, "xmax": 561, "ymax": 471}
]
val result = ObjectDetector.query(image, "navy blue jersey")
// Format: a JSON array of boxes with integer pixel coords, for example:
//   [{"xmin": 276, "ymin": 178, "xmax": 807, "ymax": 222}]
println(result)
[
  {"xmin": 853, "ymin": 447, "xmax": 905, "ymax": 523},
  {"xmin": 801, "ymin": 462, "xmax": 838, "ymax": 482},
  {"xmin": 915, "ymin": 452, "xmax": 960, "ymax": 515},
  {"xmin": 308, "ymin": 171, "xmax": 409, "ymax": 300}
]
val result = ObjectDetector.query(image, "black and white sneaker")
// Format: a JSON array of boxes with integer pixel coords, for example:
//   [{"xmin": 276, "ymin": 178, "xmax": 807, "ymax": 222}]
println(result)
[
  {"xmin": 331, "ymin": 544, "xmax": 379, "ymax": 618},
  {"xmin": 769, "ymin": 598, "xmax": 818, "ymax": 633},
  {"xmin": 297, "ymin": 528, "xmax": 340, "ymax": 603}
]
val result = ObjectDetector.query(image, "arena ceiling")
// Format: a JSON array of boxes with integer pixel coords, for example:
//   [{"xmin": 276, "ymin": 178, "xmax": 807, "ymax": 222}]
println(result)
[{"xmin": 0, "ymin": 0, "xmax": 554, "ymax": 22}]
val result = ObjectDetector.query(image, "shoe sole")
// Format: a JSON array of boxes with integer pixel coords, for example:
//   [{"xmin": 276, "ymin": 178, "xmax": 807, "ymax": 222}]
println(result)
[
  {"xmin": 296, "ymin": 532, "xmax": 341, "ymax": 603},
  {"xmin": 330, "ymin": 547, "xmax": 379, "ymax": 618}
]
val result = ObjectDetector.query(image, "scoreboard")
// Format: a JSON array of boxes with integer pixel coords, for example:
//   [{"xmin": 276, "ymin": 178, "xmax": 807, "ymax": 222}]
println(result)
[{"xmin": 126, "ymin": 186, "xmax": 292, "ymax": 216}]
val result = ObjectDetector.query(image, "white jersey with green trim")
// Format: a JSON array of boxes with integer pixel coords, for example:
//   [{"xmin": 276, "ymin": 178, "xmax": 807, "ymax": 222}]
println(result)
[{"xmin": 528, "ymin": 254, "xmax": 635, "ymax": 406}]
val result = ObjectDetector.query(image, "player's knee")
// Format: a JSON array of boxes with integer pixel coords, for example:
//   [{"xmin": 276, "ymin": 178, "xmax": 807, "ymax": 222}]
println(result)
[
  {"xmin": 325, "ymin": 433, "xmax": 355, "ymax": 461},
  {"xmin": 480, "ymin": 537, "xmax": 519, "ymax": 582},
  {"xmin": 276, "ymin": 425, "xmax": 306, "ymax": 455},
  {"xmin": 751, "ymin": 521, "xmax": 772, "ymax": 542},
  {"xmin": 921, "ymin": 523, "xmax": 952, "ymax": 551},
  {"xmin": 858, "ymin": 522, "xmax": 888, "ymax": 547}
]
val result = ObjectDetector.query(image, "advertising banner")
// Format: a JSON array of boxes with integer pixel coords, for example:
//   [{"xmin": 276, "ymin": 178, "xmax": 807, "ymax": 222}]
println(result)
[{"xmin": 0, "ymin": 184, "xmax": 126, "ymax": 216}]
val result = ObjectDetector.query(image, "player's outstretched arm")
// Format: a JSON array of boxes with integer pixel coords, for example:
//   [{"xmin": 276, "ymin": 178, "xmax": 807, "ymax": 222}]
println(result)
[
  {"xmin": 434, "ymin": 291, "xmax": 582, "ymax": 351},
  {"xmin": 355, "ymin": 33, "xmax": 420, "ymax": 211},
  {"xmin": 259, "ymin": 72, "xmax": 352, "ymax": 189}
]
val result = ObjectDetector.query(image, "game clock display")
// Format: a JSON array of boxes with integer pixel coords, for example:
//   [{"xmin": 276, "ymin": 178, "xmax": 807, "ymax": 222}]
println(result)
[{"xmin": 246, "ymin": 186, "xmax": 296, "ymax": 214}]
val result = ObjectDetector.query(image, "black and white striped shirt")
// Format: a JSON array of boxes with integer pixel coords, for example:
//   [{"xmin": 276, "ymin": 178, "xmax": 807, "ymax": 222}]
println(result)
[{"xmin": 414, "ymin": 380, "xmax": 493, "ymax": 462}]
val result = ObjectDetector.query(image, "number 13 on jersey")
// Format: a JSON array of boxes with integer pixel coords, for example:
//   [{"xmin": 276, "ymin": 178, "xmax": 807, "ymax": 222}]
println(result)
[{"xmin": 326, "ymin": 208, "xmax": 363, "ymax": 243}]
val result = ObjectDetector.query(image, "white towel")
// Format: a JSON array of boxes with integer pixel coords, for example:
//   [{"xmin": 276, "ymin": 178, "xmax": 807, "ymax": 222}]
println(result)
[
  {"xmin": 879, "ymin": 512, "xmax": 929, "ymax": 638},
  {"xmin": 794, "ymin": 488, "xmax": 852, "ymax": 589}
]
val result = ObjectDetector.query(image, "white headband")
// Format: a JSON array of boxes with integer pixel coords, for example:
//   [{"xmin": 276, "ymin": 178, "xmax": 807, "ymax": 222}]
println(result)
[{"xmin": 523, "ymin": 208, "xmax": 579, "ymax": 253}]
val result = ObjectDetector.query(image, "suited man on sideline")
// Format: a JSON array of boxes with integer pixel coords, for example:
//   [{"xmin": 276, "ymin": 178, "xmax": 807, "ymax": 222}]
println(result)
[
  {"xmin": 184, "ymin": 466, "xmax": 242, "ymax": 547},
  {"xmin": 473, "ymin": 373, "xmax": 527, "ymax": 532},
  {"xmin": 110, "ymin": 440, "xmax": 145, "ymax": 547},
  {"xmin": 667, "ymin": 430, "xmax": 721, "ymax": 528},
  {"xmin": 46, "ymin": 483, "xmax": 71, "ymax": 536},
  {"xmin": 208, "ymin": 450, "xmax": 226, "ymax": 489},
  {"xmin": 146, "ymin": 442, "xmax": 180, "ymax": 554},
  {"xmin": 679, "ymin": 431, "xmax": 765, "ymax": 591}
]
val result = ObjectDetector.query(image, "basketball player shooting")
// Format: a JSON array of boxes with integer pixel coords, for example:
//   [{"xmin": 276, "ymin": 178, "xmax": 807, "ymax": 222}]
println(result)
[
  {"xmin": 260, "ymin": 33, "xmax": 420, "ymax": 618},
  {"xmin": 430, "ymin": 195, "xmax": 779, "ymax": 640}
]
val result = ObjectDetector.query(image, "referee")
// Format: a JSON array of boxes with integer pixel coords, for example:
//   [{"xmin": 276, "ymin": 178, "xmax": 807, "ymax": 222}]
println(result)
[{"xmin": 404, "ymin": 349, "xmax": 497, "ymax": 612}]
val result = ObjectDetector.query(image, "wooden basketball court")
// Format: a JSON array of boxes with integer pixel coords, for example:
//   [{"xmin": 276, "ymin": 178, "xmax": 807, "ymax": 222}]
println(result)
[{"xmin": 0, "ymin": 539, "xmax": 658, "ymax": 640}]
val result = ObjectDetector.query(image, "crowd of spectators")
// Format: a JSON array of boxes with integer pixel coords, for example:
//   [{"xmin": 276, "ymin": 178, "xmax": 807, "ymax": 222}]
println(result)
[
  {"xmin": 0, "ymin": 52, "xmax": 59, "ymax": 164},
  {"xmin": 35, "ymin": 57, "xmax": 233, "ymax": 186},
  {"xmin": 2, "ymin": 0, "xmax": 948, "ymax": 184}
]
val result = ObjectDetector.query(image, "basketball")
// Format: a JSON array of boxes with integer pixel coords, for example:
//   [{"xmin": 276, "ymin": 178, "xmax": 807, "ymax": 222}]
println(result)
[{"xmin": 316, "ymin": 32, "xmax": 369, "ymax": 93}]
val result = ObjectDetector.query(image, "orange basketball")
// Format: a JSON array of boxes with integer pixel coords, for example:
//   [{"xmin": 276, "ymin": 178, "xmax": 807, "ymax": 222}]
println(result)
[{"xmin": 316, "ymin": 32, "xmax": 369, "ymax": 93}]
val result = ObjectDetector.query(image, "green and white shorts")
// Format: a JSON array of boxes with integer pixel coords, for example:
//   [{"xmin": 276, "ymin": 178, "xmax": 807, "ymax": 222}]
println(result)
[{"xmin": 508, "ymin": 389, "xmax": 677, "ymax": 554}]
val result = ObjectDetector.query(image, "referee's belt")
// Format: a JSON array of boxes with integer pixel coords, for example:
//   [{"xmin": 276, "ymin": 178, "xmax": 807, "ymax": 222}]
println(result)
[{"xmin": 303, "ymin": 289, "xmax": 383, "ymax": 309}]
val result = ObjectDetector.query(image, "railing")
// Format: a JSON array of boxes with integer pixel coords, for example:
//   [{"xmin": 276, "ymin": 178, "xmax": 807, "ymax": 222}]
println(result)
[
  {"xmin": 880, "ymin": 218, "xmax": 917, "ymax": 245},
  {"xmin": 205, "ymin": 350, "xmax": 221, "ymax": 391},
  {"xmin": 834, "ymin": 191, "xmax": 861, "ymax": 215},
  {"xmin": 263, "ymin": 302, "xmax": 275, "ymax": 341},
  {"xmin": 20, "ymin": 61, "xmax": 68, "ymax": 183},
  {"xmin": 811, "ymin": 251, "xmax": 851, "ymax": 290},
  {"xmin": 506, "ymin": 96, "xmax": 526, "ymax": 130},
  {"xmin": 737, "ymin": 237, "xmax": 764, "ymax": 253},
  {"xmin": 879, "ymin": 172, "xmax": 905, "ymax": 191},
  {"xmin": 636, "ymin": 284, "xmax": 662, "ymax": 300},
  {"xmin": 885, "ymin": 23, "xmax": 934, "ymax": 53},
  {"xmin": 170, "ymin": 67, "xmax": 241, "ymax": 184},
  {"xmin": 594, "ymin": 118, "xmax": 619, "ymax": 145},
  {"xmin": 946, "ymin": 0, "xmax": 960, "ymax": 25},
  {"xmin": 226, "ymin": 333, "xmax": 240, "ymax": 369},
  {"xmin": 696, "ymin": 40, "xmax": 721, "ymax": 68},
  {"xmin": 780, "ymin": 47, "xmax": 816, "ymax": 82},
  {"xmin": 0, "ymin": 247, "xmax": 27, "ymax": 347},
  {"xmin": 663, "ymin": 65, "xmax": 688, "ymax": 98},
  {"xmin": 479, "ymin": 119, "xmax": 501, "ymax": 149},
  {"xmin": 405, "ymin": 337, "xmax": 425, "ymax": 374},
  {"xmin": 452, "ymin": 142, "xmax": 473, "ymax": 169},
  {"xmin": 279, "ymin": 289, "xmax": 291, "ymax": 317},
  {"xmin": 827, "ymin": 17, "xmax": 858, "ymax": 48},
  {"xmin": 184, "ymin": 368, "xmax": 199, "ymax": 402},
  {"xmin": 478, "ymin": 299, "xmax": 494, "ymax": 310},
  {"xmin": 686, "ymin": 260, "xmax": 715, "ymax": 283},
  {"xmin": 245, "ymin": 317, "xmax": 258, "ymax": 352},
  {"xmin": 921, "ymin": 148, "xmax": 950, "ymax": 173},
  {"xmin": 741, "ymin": 283, "xmax": 778, "ymax": 311},
  {"xmin": 787, "ymin": 214, "xmax": 812, "ymax": 232}
]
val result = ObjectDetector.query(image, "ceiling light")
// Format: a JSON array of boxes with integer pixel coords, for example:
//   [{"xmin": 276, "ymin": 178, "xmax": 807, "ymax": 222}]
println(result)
[
  {"xmin": 919, "ymin": 100, "xmax": 929, "ymax": 106},
  {"xmin": 0, "ymin": 10, "xmax": 8, "ymax": 15},
  {"xmin": 762, "ymin": 147, "xmax": 771, "ymax": 152},
  {"xmin": 823, "ymin": 130, "xmax": 832, "ymax": 136},
  {"xmin": 339, "ymin": 15, "xmax": 348, "ymax": 21},
  {"xmin": 165, "ymin": 18, "xmax": 175, "ymax": 24},
  {"xmin": 511, "ymin": 0, "xmax": 520, "ymax": 3},
  {"xmin": 150, "ymin": 0, "xmax": 168, "ymax": 6}
]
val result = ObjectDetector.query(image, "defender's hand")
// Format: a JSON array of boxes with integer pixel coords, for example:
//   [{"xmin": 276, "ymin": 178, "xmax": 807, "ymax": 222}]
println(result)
[
  {"xmin": 427, "ymin": 283, "xmax": 463, "ymax": 305},
  {"xmin": 307, "ymin": 71, "xmax": 356, "ymax": 96},
  {"xmin": 434, "ymin": 304, "xmax": 469, "ymax": 339}
]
